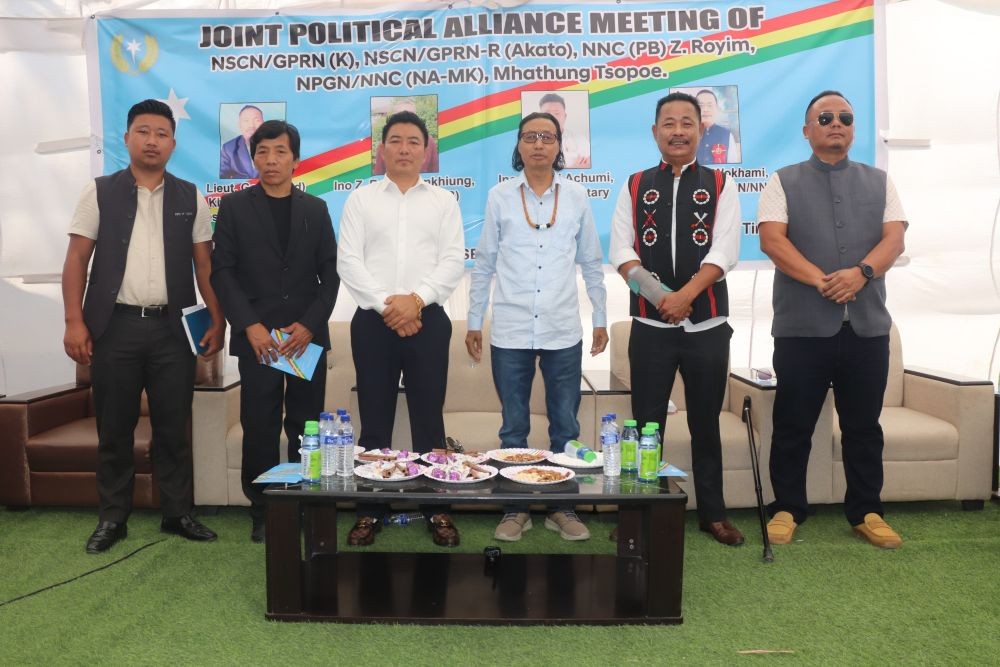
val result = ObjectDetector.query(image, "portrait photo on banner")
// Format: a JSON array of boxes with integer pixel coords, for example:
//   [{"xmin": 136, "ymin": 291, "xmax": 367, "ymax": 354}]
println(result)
[
  {"xmin": 672, "ymin": 85, "xmax": 743, "ymax": 165},
  {"xmin": 371, "ymin": 94, "xmax": 440, "ymax": 175},
  {"xmin": 218, "ymin": 101, "xmax": 287, "ymax": 180},
  {"xmin": 520, "ymin": 89, "xmax": 592, "ymax": 169}
]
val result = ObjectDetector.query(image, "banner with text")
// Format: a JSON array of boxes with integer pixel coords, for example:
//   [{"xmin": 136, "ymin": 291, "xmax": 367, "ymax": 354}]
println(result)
[{"xmin": 86, "ymin": 0, "xmax": 879, "ymax": 263}]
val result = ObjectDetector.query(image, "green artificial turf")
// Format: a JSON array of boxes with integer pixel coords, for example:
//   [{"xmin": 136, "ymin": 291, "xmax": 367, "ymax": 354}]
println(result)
[{"xmin": 1, "ymin": 501, "xmax": 998, "ymax": 665}]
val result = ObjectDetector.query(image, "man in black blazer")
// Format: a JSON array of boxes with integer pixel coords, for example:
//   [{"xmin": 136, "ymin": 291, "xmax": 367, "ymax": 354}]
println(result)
[{"xmin": 211, "ymin": 120, "xmax": 339, "ymax": 542}]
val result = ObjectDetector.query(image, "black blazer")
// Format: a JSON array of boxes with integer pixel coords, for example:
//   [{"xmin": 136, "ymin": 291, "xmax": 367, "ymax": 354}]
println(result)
[{"xmin": 211, "ymin": 184, "xmax": 339, "ymax": 357}]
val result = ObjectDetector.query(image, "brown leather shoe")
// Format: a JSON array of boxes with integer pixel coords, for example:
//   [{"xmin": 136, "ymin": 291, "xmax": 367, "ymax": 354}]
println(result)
[
  {"xmin": 429, "ymin": 513, "xmax": 460, "ymax": 547},
  {"xmin": 699, "ymin": 519, "xmax": 745, "ymax": 546},
  {"xmin": 347, "ymin": 517, "xmax": 380, "ymax": 546}
]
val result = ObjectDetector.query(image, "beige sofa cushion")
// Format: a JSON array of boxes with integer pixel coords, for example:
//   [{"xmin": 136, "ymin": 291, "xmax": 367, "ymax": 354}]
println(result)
[{"xmin": 833, "ymin": 406, "xmax": 959, "ymax": 462}]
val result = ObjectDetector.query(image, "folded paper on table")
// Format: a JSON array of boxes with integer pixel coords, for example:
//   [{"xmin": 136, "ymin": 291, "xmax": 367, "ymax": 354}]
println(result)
[
  {"xmin": 657, "ymin": 463, "xmax": 688, "ymax": 477},
  {"xmin": 268, "ymin": 329, "xmax": 323, "ymax": 381},
  {"xmin": 253, "ymin": 462, "xmax": 302, "ymax": 484},
  {"xmin": 181, "ymin": 304, "xmax": 210, "ymax": 355}
]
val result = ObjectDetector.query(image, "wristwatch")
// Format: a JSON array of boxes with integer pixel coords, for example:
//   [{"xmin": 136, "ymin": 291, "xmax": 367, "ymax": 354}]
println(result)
[{"xmin": 857, "ymin": 262, "xmax": 874, "ymax": 283}]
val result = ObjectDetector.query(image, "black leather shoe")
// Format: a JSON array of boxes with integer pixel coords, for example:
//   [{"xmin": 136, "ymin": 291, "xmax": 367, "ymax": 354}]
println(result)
[
  {"xmin": 86, "ymin": 521, "xmax": 127, "ymax": 554},
  {"xmin": 250, "ymin": 517, "xmax": 265, "ymax": 544},
  {"xmin": 161, "ymin": 514, "xmax": 217, "ymax": 542}
]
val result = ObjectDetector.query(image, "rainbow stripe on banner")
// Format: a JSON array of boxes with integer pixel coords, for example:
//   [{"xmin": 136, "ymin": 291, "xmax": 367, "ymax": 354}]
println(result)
[{"xmin": 293, "ymin": 0, "xmax": 873, "ymax": 197}]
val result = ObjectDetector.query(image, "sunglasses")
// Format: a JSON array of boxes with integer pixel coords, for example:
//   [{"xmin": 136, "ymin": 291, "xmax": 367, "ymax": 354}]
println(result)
[
  {"xmin": 816, "ymin": 111, "xmax": 854, "ymax": 127},
  {"xmin": 519, "ymin": 131, "xmax": 557, "ymax": 145}
]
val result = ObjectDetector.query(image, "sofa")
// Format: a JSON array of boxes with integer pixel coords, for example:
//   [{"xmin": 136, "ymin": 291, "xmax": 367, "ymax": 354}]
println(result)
[
  {"xmin": 0, "ymin": 355, "xmax": 221, "ymax": 509},
  {"xmin": 192, "ymin": 319, "xmax": 597, "ymax": 506},
  {"xmin": 594, "ymin": 320, "xmax": 994, "ymax": 512}
]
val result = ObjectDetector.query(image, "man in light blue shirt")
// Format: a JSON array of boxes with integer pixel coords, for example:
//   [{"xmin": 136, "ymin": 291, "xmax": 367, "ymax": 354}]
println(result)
[{"xmin": 467, "ymin": 112, "xmax": 608, "ymax": 542}]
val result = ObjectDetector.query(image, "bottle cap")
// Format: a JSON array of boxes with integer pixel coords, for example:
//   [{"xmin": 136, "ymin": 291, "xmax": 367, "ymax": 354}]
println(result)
[
  {"xmin": 304, "ymin": 420, "xmax": 319, "ymax": 435},
  {"xmin": 609, "ymin": 413, "xmax": 617, "ymax": 420},
  {"xmin": 342, "ymin": 415, "xmax": 351, "ymax": 422},
  {"xmin": 624, "ymin": 419, "xmax": 637, "ymax": 426},
  {"xmin": 601, "ymin": 416, "xmax": 610, "ymax": 423},
  {"xmin": 320, "ymin": 412, "xmax": 333, "ymax": 420},
  {"xmin": 641, "ymin": 427, "xmax": 654, "ymax": 435},
  {"xmin": 644, "ymin": 422, "xmax": 660, "ymax": 430}
]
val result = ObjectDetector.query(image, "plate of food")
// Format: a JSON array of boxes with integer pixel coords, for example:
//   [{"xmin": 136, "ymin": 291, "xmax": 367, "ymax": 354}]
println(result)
[
  {"xmin": 549, "ymin": 452, "xmax": 604, "ymax": 469},
  {"xmin": 420, "ymin": 450, "xmax": 489, "ymax": 466},
  {"xmin": 498, "ymin": 465, "xmax": 575, "ymax": 486},
  {"xmin": 423, "ymin": 461, "xmax": 499, "ymax": 484},
  {"xmin": 354, "ymin": 460, "xmax": 426, "ymax": 482},
  {"xmin": 357, "ymin": 448, "xmax": 420, "ymax": 463},
  {"xmin": 486, "ymin": 448, "xmax": 553, "ymax": 465}
]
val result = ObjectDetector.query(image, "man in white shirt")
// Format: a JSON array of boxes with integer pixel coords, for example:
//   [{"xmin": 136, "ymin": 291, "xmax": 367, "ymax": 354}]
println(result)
[
  {"xmin": 608, "ymin": 92, "xmax": 744, "ymax": 546},
  {"xmin": 337, "ymin": 110, "xmax": 465, "ymax": 547}
]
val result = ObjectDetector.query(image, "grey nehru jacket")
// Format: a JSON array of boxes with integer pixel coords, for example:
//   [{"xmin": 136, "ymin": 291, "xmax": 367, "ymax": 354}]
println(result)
[{"xmin": 772, "ymin": 154, "xmax": 890, "ymax": 338}]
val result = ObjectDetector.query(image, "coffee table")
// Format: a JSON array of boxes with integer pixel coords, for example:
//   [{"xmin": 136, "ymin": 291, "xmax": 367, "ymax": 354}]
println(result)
[{"xmin": 263, "ymin": 469, "xmax": 687, "ymax": 624}]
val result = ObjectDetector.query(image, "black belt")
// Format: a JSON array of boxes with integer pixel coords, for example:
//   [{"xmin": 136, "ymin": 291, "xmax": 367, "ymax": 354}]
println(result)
[{"xmin": 114, "ymin": 304, "xmax": 168, "ymax": 318}]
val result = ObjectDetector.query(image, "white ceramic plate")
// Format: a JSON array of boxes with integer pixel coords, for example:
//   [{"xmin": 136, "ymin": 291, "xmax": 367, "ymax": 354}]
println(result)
[
  {"xmin": 498, "ymin": 465, "xmax": 576, "ymax": 486},
  {"xmin": 485, "ymin": 448, "xmax": 553, "ymax": 465},
  {"xmin": 549, "ymin": 452, "xmax": 604, "ymax": 469},
  {"xmin": 419, "ymin": 451, "xmax": 489, "ymax": 465},
  {"xmin": 354, "ymin": 445, "xmax": 365, "ymax": 458},
  {"xmin": 422, "ymin": 463, "xmax": 499, "ymax": 484},
  {"xmin": 353, "ymin": 461, "xmax": 426, "ymax": 482},
  {"xmin": 357, "ymin": 448, "xmax": 420, "ymax": 463}
]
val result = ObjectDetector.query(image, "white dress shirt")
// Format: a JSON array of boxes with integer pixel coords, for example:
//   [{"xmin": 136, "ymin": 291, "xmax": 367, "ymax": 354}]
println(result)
[
  {"xmin": 609, "ymin": 159, "xmax": 741, "ymax": 332},
  {"xmin": 337, "ymin": 176, "xmax": 465, "ymax": 313},
  {"xmin": 68, "ymin": 179, "xmax": 213, "ymax": 307}
]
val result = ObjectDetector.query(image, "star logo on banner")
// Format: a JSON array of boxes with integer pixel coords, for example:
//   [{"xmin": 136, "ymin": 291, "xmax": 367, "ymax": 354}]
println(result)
[
  {"xmin": 124, "ymin": 38, "xmax": 142, "ymax": 63},
  {"xmin": 159, "ymin": 89, "xmax": 191, "ymax": 124},
  {"xmin": 110, "ymin": 33, "xmax": 158, "ymax": 75}
]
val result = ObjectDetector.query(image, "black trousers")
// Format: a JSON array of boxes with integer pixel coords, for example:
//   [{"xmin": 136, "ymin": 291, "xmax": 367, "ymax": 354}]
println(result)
[
  {"xmin": 238, "ymin": 353, "xmax": 327, "ymax": 518},
  {"xmin": 352, "ymin": 305, "xmax": 450, "ymax": 520},
  {"xmin": 770, "ymin": 323, "xmax": 889, "ymax": 526},
  {"xmin": 91, "ymin": 310, "xmax": 196, "ymax": 523},
  {"xmin": 628, "ymin": 320, "xmax": 732, "ymax": 523}
]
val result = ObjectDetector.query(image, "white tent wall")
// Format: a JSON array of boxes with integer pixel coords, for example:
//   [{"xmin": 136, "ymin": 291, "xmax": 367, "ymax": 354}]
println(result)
[{"xmin": 1, "ymin": 0, "xmax": 999, "ymax": 398}]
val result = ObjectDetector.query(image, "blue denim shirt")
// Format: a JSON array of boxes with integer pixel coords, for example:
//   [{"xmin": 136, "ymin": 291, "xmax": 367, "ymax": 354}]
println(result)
[{"xmin": 468, "ymin": 172, "xmax": 607, "ymax": 350}]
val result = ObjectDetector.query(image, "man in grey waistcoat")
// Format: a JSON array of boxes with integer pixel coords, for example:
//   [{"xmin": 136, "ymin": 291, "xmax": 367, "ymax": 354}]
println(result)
[
  {"xmin": 63, "ymin": 99, "xmax": 225, "ymax": 553},
  {"xmin": 757, "ymin": 90, "xmax": 908, "ymax": 549}
]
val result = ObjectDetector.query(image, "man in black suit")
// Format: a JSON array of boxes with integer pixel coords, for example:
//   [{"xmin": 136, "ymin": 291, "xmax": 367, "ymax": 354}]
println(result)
[{"xmin": 211, "ymin": 120, "xmax": 339, "ymax": 542}]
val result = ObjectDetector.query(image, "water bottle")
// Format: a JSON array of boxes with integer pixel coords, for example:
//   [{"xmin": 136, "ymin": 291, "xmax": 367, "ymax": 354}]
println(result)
[
  {"xmin": 386, "ymin": 512, "xmax": 425, "ymax": 526},
  {"xmin": 319, "ymin": 412, "xmax": 337, "ymax": 478},
  {"xmin": 601, "ymin": 415, "xmax": 621, "ymax": 477},
  {"xmin": 300, "ymin": 420, "xmax": 321, "ymax": 483},
  {"xmin": 637, "ymin": 427, "xmax": 659, "ymax": 483},
  {"xmin": 564, "ymin": 439, "xmax": 597, "ymax": 463},
  {"xmin": 621, "ymin": 419, "xmax": 639, "ymax": 473},
  {"xmin": 336, "ymin": 408, "xmax": 347, "ymax": 426},
  {"xmin": 336, "ymin": 415, "xmax": 355, "ymax": 477},
  {"xmin": 645, "ymin": 421, "xmax": 663, "ymax": 467}
]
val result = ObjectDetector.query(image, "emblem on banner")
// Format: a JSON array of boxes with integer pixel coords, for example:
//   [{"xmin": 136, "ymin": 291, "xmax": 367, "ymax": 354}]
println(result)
[
  {"xmin": 693, "ymin": 189, "xmax": 711, "ymax": 206},
  {"xmin": 110, "ymin": 34, "xmax": 159, "ymax": 75},
  {"xmin": 711, "ymin": 144, "xmax": 727, "ymax": 163},
  {"xmin": 642, "ymin": 228, "xmax": 658, "ymax": 247},
  {"xmin": 642, "ymin": 189, "xmax": 660, "ymax": 206}
]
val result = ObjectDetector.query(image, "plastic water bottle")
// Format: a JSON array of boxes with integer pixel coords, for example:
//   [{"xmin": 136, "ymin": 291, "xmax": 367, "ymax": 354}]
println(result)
[
  {"xmin": 621, "ymin": 419, "xmax": 639, "ymax": 473},
  {"xmin": 645, "ymin": 421, "xmax": 663, "ymax": 467},
  {"xmin": 319, "ymin": 412, "xmax": 336, "ymax": 478},
  {"xmin": 301, "ymin": 420, "xmax": 321, "ymax": 483},
  {"xmin": 564, "ymin": 439, "xmax": 597, "ymax": 463},
  {"xmin": 601, "ymin": 415, "xmax": 621, "ymax": 477},
  {"xmin": 386, "ymin": 512, "xmax": 425, "ymax": 526},
  {"xmin": 336, "ymin": 408, "xmax": 347, "ymax": 427},
  {"xmin": 336, "ymin": 415, "xmax": 355, "ymax": 477},
  {"xmin": 637, "ymin": 427, "xmax": 659, "ymax": 483}
]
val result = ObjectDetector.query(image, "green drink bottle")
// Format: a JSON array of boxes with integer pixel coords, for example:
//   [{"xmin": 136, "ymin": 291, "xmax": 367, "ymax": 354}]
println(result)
[
  {"xmin": 637, "ymin": 427, "xmax": 659, "ymax": 483},
  {"xmin": 620, "ymin": 419, "xmax": 639, "ymax": 473}
]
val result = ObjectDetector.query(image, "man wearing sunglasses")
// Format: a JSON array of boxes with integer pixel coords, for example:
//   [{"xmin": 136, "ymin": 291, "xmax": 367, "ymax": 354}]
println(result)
[{"xmin": 757, "ymin": 90, "xmax": 908, "ymax": 549}]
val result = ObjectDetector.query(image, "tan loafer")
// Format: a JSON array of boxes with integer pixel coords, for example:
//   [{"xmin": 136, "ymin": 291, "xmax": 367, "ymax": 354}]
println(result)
[
  {"xmin": 853, "ymin": 513, "xmax": 902, "ymax": 549},
  {"xmin": 494, "ymin": 512, "xmax": 532, "ymax": 542},
  {"xmin": 767, "ymin": 511, "xmax": 798, "ymax": 545}
]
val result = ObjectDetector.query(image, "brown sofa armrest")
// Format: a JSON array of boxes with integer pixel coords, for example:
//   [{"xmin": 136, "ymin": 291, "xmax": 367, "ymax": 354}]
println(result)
[{"xmin": 0, "ymin": 383, "xmax": 92, "ymax": 506}]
